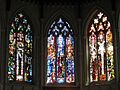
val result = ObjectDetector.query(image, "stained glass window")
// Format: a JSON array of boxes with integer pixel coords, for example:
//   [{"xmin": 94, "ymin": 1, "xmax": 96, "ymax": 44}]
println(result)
[
  {"xmin": 88, "ymin": 11, "xmax": 115, "ymax": 83},
  {"xmin": 8, "ymin": 13, "xmax": 33, "ymax": 83},
  {"xmin": 47, "ymin": 18, "xmax": 75, "ymax": 84}
]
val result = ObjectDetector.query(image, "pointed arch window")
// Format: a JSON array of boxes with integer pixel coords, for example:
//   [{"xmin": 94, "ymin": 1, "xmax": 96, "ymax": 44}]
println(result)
[
  {"xmin": 47, "ymin": 18, "xmax": 75, "ymax": 84},
  {"xmin": 8, "ymin": 13, "xmax": 33, "ymax": 83},
  {"xmin": 88, "ymin": 11, "xmax": 115, "ymax": 83}
]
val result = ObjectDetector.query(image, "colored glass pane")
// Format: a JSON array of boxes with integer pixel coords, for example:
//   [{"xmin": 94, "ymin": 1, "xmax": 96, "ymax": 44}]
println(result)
[
  {"xmin": 47, "ymin": 18, "xmax": 75, "ymax": 84},
  {"xmin": 8, "ymin": 13, "xmax": 32, "ymax": 83},
  {"xmin": 88, "ymin": 12, "xmax": 114, "ymax": 82}
]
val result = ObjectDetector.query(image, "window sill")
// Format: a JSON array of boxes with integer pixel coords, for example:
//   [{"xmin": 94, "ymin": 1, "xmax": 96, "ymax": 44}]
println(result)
[
  {"xmin": 44, "ymin": 83, "xmax": 77, "ymax": 87},
  {"xmin": 86, "ymin": 79, "xmax": 116, "ymax": 86},
  {"xmin": 6, "ymin": 81, "xmax": 34, "ymax": 86}
]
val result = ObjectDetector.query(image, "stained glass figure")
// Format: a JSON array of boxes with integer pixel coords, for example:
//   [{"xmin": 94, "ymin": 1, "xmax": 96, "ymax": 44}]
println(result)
[
  {"xmin": 88, "ymin": 12, "xmax": 114, "ymax": 82},
  {"xmin": 47, "ymin": 18, "xmax": 75, "ymax": 84},
  {"xmin": 8, "ymin": 13, "xmax": 32, "ymax": 83}
]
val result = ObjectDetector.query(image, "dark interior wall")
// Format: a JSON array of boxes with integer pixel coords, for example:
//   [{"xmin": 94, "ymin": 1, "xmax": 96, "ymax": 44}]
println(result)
[
  {"xmin": 114, "ymin": 0, "xmax": 120, "ymax": 89},
  {"xmin": 0, "ymin": 0, "xmax": 7, "ymax": 90},
  {"xmin": 0, "ymin": 0, "xmax": 119, "ymax": 90},
  {"xmin": 116, "ymin": 0, "xmax": 120, "ymax": 89}
]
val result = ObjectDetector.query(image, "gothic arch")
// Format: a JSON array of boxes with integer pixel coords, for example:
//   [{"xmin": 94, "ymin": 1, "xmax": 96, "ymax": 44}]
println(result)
[
  {"xmin": 42, "ymin": 10, "xmax": 78, "ymax": 87},
  {"xmin": 44, "ymin": 9, "xmax": 77, "ymax": 37},
  {"xmin": 7, "ymin": 10, "xmax": 34, "ymax": 84},
  {"xmin": 83, "ymin": 8, "xmax": 116, "ymax": 85}
]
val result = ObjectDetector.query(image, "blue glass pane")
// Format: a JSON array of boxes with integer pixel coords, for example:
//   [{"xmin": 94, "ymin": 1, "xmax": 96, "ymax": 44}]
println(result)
[{"xmin": 47, "ymin": 18, "xmax": 75, "ymax": 84}]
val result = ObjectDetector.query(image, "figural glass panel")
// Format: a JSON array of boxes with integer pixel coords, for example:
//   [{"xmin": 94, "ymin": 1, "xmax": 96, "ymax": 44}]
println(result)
[
  {"xmin": 8, "ymin": 13, "xmax": 32, "ymax": 83},
  {"xmin": 88, "ymin": 12, "xmax": 114, "ymax": 83},
  {"xmin": 47, "ymin": 18, "xmax": 75, "ymax": 84}
]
